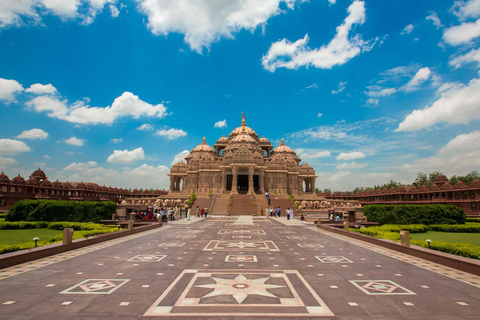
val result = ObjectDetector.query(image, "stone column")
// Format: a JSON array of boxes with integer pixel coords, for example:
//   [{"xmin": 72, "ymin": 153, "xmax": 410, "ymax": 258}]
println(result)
[
  {"xmin": 220, "ymin": 168, "xmax": 226, "ymax": 193},
  {"xmin": 248, "ymin": 167, "xmax": 254, "ymax": 194},
  {"xmin": 169, "ymin": 177, "xmax": 174, "ymax": 192},
  {"xmin": 259, "ymin": 170, "xmax": 265, "ymax": 194},
  {"xmin": 232, "ymin": 166, "xmax": 238, "ymax": 194},
  {"xmin": 311, "ymin": 177, "xmax": 316, "ymax": 194}
]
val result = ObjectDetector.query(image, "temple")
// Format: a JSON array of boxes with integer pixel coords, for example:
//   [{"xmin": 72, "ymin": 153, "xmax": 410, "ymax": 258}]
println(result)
[{"xmin": 168, "ymin": 116, "xmax": 317, "ymax": 196}]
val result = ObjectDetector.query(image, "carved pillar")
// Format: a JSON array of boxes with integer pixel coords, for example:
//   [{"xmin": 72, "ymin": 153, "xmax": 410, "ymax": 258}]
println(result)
[
  {"xmin": 232, "ymin": 166, "xmax": 238, "ymax": 194},
  {"xmin": 248, "ymin": 167, "xmax": 254, "ymax": 194},
  {"xmin": 220, "ymin": 168, "xmax": 226, "ymax": 193},
  {"xmin": 259, "ymin": 170, "xmax": 265, "ymax": 194},
  {"xmin": 169, "ymin": 176, "xmax": 174, "ymax": 192}
]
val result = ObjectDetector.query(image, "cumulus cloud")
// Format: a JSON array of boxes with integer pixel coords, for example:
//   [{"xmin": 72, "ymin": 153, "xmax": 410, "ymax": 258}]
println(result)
[
  {"xmin": 25, "ymin": 83, "xmax": 57, "ymax": 95},
  {"xmin": 438, "ymin": 130, "xmax": 480, "ymax": 155},
  {"xmin": 171, "ymin": 150, "xmax": 189, "ymax": 166},
  {"xmin": 137, "ymin": 124, "xmax": 154, "ymax": 131},
  {"xmin": 396, "ymin": 77, "xmax": 480, "ymax": 131},
  {"xmin": 64, "ymin": 137, "xmax": 85, "ymax": 146},
  {"xmin": 0, "ymin": 139, "xmax": 31, "ymax": 155},
  {"xmin": 365, "ymin": 86, "xmax": 396, "ymax": 97},
  {"xmin": 296, "ymin": 149, "xmax": 331, "ymax": 160},
  {"xmin": 336, "ymin": 162, "xmax": 368, "ymax": 170},
  {"xmin": 59, "ymin": 162, "xmax": 170, "ymax": 189},
  {"xmin": 155, "ymin": 128, "xmax": 187, "ymax": 140},
  {"xmin": 449, "ymin": 47, "xmax": 480, "ymax": 68},
  {"xmin": 451, "ymin": 0, "xmax": 480, "ymax": 20},
  {"xmin": 136, "ymin": 0, "xmax": 302, "ymax": 53},
  {"xmin": 426, "ymin": 11, "xmax": 442, "ymax": 28},
  {"xmin": 0, "ymin": 78, "xmax": 24, "ymax": 104},
  {"xmin": 262, "ymin": 0, "xmax": 376, "ymax": 72},
  {"xmin": 401, "ymin": 24, "xmax": 414, "ymax": 35},
  {"xmin": 317, "ymin": 112, "xmax": 323, "ymax": 118},
  {"xmin": 366, "ymin": 98, "xmax": 379, "ymax": 106},
  {"xmin": 214, "ymin": 119, "xmax": 227, "ymax": 128},
  {"xmin": 401, "ymin": 67, "xmax": 431, "ymax": 92},
  {"xmin": 443, "ymin": 19, "xmax": 480, "ymax": 46},
  {"xmin": 0, "ymin": 156, "xmax": 18, "ymax": 168},
  {"xmin": 26, "ymin": 91, "xmax": 168, "ymax": 125},
  {"xmin": 331, "ymin": 81, "xmax": 347, "ymax": 94},
  {"xmin": 336, "ymin": 151, "xmax": 366, "ymax": 160},
  {"xmin": 329, "ymin": 171, "xmax": 351, "ymax": 182},
  {"xmin": 107, "ymin": 147, "xmax": 145, "ymax": 164},
  {"xmin": 0, "ymin": 0, "xmax": 120, "ymax": 28},
  {"xmin": 16, "ymin": 128, "xmax": 48, "ymax": 140},
  {"xmin": 110, "ymin": 138, "xmax": 123, "ymax": 144}
]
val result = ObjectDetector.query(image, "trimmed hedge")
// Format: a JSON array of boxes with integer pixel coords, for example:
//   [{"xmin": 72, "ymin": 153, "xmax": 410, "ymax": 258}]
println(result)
[
  {"xmin": 411, "ymin": 240, "xmax": 480, "ymax": 260},
  {"xmin": 427, "ymin": 224, "xmax": 480, "ymax": 233},
  {"xmin": 466, "ymin": 218, "xmax": 480, "ymax": 223},
  {"xmin": 6, "ymin": 200, "xmax": 116, "ymax": 223},
  {"xmin": 363, "ymin": 204, "xmax": 466, "ymax": 225}
]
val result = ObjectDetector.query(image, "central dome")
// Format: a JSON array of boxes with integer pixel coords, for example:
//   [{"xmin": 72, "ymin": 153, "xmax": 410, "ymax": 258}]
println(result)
[{"xmin": 229, "ymin": 118, "xmax": 259, "ymax": 141}]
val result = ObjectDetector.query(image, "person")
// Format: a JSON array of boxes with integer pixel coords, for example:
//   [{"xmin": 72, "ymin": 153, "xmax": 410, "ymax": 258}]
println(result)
[
  {"xmin": 200, "ymin": 208, "xmax": 204, "ymax": 218},
  {"xmin": 196, "ymin": 206, "xmax": 200, "ymax": 218},
  {"xmin": 187, "ymin": 208, "xmax": 191, "ymax": 220},
  {"xmin": 277, "ymin": 207, "xmax": 281, "ymax": 218},
  {"xmin": 300, "ymin": 214, "xmax": 305, "ymax": 221},
  {"xmin": 290, "ymin": 209, "xmax": 294, "ymax": 220},
  {"xmin": 336, "ymin": 214, "xmax": 340, "ymax": 222},
  {"xmin": 204, "ymin": 208, "xmax": 208, "ymax": 218},
  {"xmin": 264, "ymin": 207, "xmax": 268, "ymax": 216},
  {"xmin": 174, "ymin": 206, "xmax": 179, "ymax": 220},
  {"xmin": 287, "ymin": 208, "xmax": 290, "ymax": 220},
  {"xmin": 329, "ymin": 213, "xmax": 333, "ymax": 221},
  {"xmin": 265, "ymin": 191, "xmax": 269, "ymax": 199}
]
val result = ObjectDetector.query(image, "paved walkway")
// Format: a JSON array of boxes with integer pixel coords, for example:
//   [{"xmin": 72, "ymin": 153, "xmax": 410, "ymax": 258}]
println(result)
[
  {"xmin": 233, "ymin": 215, "xmax": 254, "ymax": 225},
  {"xmin": 0, "ymin": 217, "xmax": 479, "ymax": 319}
]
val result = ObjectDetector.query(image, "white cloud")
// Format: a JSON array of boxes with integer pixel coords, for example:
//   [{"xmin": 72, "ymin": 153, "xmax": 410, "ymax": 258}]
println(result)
[
  {"xmin": 336, "ymin": 162, "xmax": 368, "ymax": 170},
  {"xmin": 214, "ymin": 119, "xmax": 227, "ymax": 128},
  {"xmin": 0, "ymin": 139, "xmax": 31, "ymax": 155},
  {"xmin": 26, "ymin": 91, "xmax": 168, "ymax": 125},
  {"xmin": 451, "ymin": 0, "xmax": 480, "ymax": 20},
  {"xmin": 171, "ymin": 150, "xmax": 189, "ymax": 166},
  {"xmin": 0, "ymin": 157, "xmax": 18, "ymax": 168},
  {"xmin": 155, "ymin": 128, "xmax": 187, "ymax": 140},
  {"xmin": 0, "ymin": 78, "xmax": 24, "ymax": 104},
  {"xmin": 136, "ymin": 0, "xmax": 302, "ymax": 53},
  {"xmin": 426, "ymin": 11, "xmax": 442, "ymax": 29},
  {"xmin": 305, "ymin": 83, "xmax": 318, "ymax": 90},
  {"xmin": 262, "ymin": 1, "xmax": 376, "ymax": 72},
  {"xmin": 401, "ymin": 24, "xmax": 414, "ymax": 35},
  {"xmin": 317, "ymin": 112, "xmax": 323, "ymax": 118},
  {"xmin": 0, "ymin": 0, "xmax": 118, "ymax": 28},
  {"xmin": 296, "ymin": 149, "xmax": 331, "ymax": 160},
  {"xmin": 25, "ymin": 83, "xmax": 57, "ymax": 95},
  {"xmin": 336, "ymin": 151, "xmax": 366, "ymax": 160},
  {"xmin": 107, "ymin": 147, "xmax": 145, "ymax": 164},
  {"xmin": 110, "ymin": 138, "xmax": 123, "ymax": 144},
  {"xmin": 16, "ymin": 128, "xmax": 48, "ymax": 140},
  {"xmin": 366, "ymin": 98, "xmax": 379, "ymax": 106},
  {"xmin": 43, "ymin": 154, "xmax": 50, "ymax": 159},
  {"xmin": 396, "ymin": 77, "xmax": 480, "ymax": 131},
  {"xmin": 137, "ymin": 124, "xmax": 154, "ymax": 131},
  {"xmin": 329, "ymin": 171, "xmax": 351, "ymax": 182},
  {"xmin": 58, "ymin": 162, "xmax": 170, "ymax": 189},
  {"xmin": 331, "ymin": 81, "xmax": 347, "ymax": 94},
  {"xmin": 401, "ymin": 67, "xmax": 431, "ymax": 92},
  {"xmin": 65, "ymin": 137, "xmax": 85, "ymax": 146},
  {"xmin": 365, "ymin": 86, "xmax": 396, "ymax": 97},
  {"xmin": 438, "ymin": 130, "xmax": 480, "ymax": 155},
  {"xmin": 449, "ymin": 47, "xmax": 480, "ymax": 68},
  {"xmin": 443, "ymin": 18, "xmax": 480, "ymax": 46},
  {"xmin": 328, "ymin": 0, "xmax": 336, "ymax": 4}
]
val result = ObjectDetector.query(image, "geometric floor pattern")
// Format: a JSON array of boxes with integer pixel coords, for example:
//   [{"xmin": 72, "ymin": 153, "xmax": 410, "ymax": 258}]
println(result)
[{"xmin": 0, "ymin": 216, "xmax": 479, "ymax": 319}]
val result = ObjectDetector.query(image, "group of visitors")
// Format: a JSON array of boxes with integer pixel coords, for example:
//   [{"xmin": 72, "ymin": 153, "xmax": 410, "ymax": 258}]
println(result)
[
  {"xmin": 195, "ymin": 206, "xmax": 209, "ymax": 218},
  {"xmin": 329, "ymin": 213, "xmax": 342, "ymax": 222}
]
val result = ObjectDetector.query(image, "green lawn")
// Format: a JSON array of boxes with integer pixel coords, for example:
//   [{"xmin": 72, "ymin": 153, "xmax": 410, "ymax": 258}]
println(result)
[
  {"xmin": 410, "ymin": 231, "xmax": 480, "ymax": 246},
  {"xmin": 0, "ymin": 229, "xmax": 63, "ymax": 245}
]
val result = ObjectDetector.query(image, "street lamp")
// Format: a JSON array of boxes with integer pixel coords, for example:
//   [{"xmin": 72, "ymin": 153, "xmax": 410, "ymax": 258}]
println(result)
[
  {"xmin": 117, "ymin": 224, "xmax": 121, "ymax": 231},
  {"xmin": 426, "ymin": 239, "xmax": 431, "ymax": 248},
  {"xmin": 33, "ymin": 237, "xmax": 40, "ymax": 247}
]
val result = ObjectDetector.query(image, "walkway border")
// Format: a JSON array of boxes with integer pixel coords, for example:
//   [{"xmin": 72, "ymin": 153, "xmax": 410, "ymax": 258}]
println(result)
[
  {"xmin": 0, "ymin": 223, "xmax": 163, "ymax": 269},
  {"xmin": 315, "ymin": 225, "xmax": 480, "ymax": 276}
]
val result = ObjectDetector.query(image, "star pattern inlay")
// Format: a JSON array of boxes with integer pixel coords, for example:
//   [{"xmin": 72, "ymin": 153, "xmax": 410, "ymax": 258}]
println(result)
[{"xmin": 195, "ymin": 274, "xmax": 285, "ymax": 304}]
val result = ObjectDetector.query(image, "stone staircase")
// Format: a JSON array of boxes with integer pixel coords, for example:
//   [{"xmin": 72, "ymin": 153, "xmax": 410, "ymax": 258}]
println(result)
[
  {"xmin": 192, "ymin": 197, "xmax": 214, "ymax": 213},
  {"xmin": 231, "ymin": 194, "xmax": 257, "ymax": 215},
  {"xmin": 211, "ymin": 194, "xmax": 231, "ymax": 215},
  {"xmin": 270, "ymin": 197, "xmax": 294, "ymax": 216}
]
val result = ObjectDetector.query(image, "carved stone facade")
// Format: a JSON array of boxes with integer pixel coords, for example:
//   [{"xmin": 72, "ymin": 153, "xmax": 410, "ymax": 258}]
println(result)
[{"xmin": 168, "ymin": 118, "xmax": 317, "ymax": 196}]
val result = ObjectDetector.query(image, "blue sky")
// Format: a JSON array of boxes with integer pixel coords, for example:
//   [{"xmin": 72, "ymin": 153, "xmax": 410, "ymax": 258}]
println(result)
[{"xmin": 1, "ymin": 0, "xmax": 480, "ymax": 191}]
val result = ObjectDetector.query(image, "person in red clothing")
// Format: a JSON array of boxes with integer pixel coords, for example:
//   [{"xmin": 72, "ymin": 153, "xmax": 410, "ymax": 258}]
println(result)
[{"xmin": 200, "ymin": 208, "xmax": 204, "ymax": 218}]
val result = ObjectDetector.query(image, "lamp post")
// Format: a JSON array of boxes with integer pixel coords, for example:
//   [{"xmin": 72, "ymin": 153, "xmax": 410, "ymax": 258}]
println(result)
[
  {"xmin": 117, "ymin": 224, "xmax": 121, "ymax": 231},
  {"xmin": 426, "ymin": 239, "xmax": 431, "ymax": 248},
  {"xmin": 33, "ymin": 237, "xmax": 40, "ymax": 247}
]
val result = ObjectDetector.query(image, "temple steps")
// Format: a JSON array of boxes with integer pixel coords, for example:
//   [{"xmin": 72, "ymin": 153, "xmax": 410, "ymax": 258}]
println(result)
[
  {"xmin": 192, "ymin": 198, "xmax": 214, "ymax": 213},
  {"xmin": 270, "ymin": 198, "xmax": 294, "ymax": 216},
  {"xmin": 231, "ymin": 194, "xmax": 257, "ymax": 215},
  {"xmin": 211, "ymin": 194, "xmax": 231, "ymax": 215}
]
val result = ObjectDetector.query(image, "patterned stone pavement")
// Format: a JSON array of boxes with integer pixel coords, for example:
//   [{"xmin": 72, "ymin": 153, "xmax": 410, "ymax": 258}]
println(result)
[{"xmin": 0, "ymin": 216, "xmax": 479, "ymax": 319}]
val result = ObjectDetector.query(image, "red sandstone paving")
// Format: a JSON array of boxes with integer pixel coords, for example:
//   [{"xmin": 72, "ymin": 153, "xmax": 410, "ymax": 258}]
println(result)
[{"xmin": 0, "ymin": 218, "xmax": 479, "ymax": 319}]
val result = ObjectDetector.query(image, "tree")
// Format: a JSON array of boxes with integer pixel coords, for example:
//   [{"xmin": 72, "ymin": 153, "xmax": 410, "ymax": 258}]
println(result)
[
  {"xmin": 413, "ymin": 172, "xmax": 428, "ymax": 187},
  {"xmin": 323, "ymin": 188, "xmax": 332, "ymax": 193},
  {"xmin": 428, "ymin": 171, "xmax": 443, "ymax": 185}
]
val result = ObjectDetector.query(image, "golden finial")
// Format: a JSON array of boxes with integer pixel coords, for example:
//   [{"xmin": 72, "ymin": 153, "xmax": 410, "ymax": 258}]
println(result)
[
  {"xmin": 241, "ymin": 112, "xmax": 246, "ymax": 125},
  {"xmin": 281, "ymin": 138, "xmax": 285, "ymax": 143},
  {"xmin": 202, "ymin": 137, "xmax": 206, "ymax": 143}
]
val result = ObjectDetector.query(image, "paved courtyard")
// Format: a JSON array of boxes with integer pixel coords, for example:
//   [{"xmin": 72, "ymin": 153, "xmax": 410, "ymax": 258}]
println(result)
[{"xmin": 0, "ymin": 216, "xmax": 479, "ymax": 319}]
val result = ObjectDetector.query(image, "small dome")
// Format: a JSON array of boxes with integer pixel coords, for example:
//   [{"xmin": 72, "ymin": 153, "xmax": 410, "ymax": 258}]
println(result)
[
  {"xmin": 0, "ymin": 172, "xmax": 10, "ymax": 183},
  {"xmin": 26, "ymin": 178, "xmax": 40, "ymax": 186},
  {"xmin": 172, "ymin": 161, "xmax": 186, "ymax": 167},
  {"xmin": 454, "ymin": 180, "xmax": 468, "ymax": 189},
  {"xmin": 30, "ymin": 168, "xmax": 47, "ymax": 180},
  {"xmin": 300, "ymin": 163, "xmax": 313, "ymax": 169},
  {"xmin": 259, "ymin": 136, "xmax": 270, "ymax": 143},
  {"xmin": 12, "ymin": 175, "xmax": 26, "ymax": 184},
  {"xmin": 273, "ymin": 138, "xmax": 295, "ymax": 154},
  {"xmin": 40, "ymin": 179, "xmax": 52, "ymax": 187},
  {"xmin": 191, "ymin": 137, "xmax": 215, "ymax": 153},
  {"xmin": 52, "ymin": 180, "xmax": 63, "ymax": 188},
  {"xmin": 434, "ymin": 174, "xmax": 448, "ymax": 185},
  {"xmin": 76, "ymin": 182, "xmax": 86, "ymax": 189},
  {"xmin": 63, "ymin": 182, "xmax": 73, "ymax": 189},
  {"xmin": 469, "ymin": 179, "xmax": 480, "ymax": 188},
  {"xmin": 216, "ymin": 135, "xmax": 228, "ymax": 143}
]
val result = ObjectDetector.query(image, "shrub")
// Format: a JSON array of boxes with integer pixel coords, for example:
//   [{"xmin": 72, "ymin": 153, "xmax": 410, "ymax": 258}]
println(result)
[
  {"xmin": 466, "ymin": 218, "xmax": 480, "ymax": 223},
  {"xmin": 411, "ymin": 240, "xmax": 480, "ymax": 260},
  {"xmin": 427, "ymin": 224, "xmax": 480, "ymax": 233},
  {"xmin": 6, "ymin": 200, "xmax": 116, "ymax": 223},
  {"xmin": 363, "ymin": 204, "xmax": 466, "ymax": 225}
]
